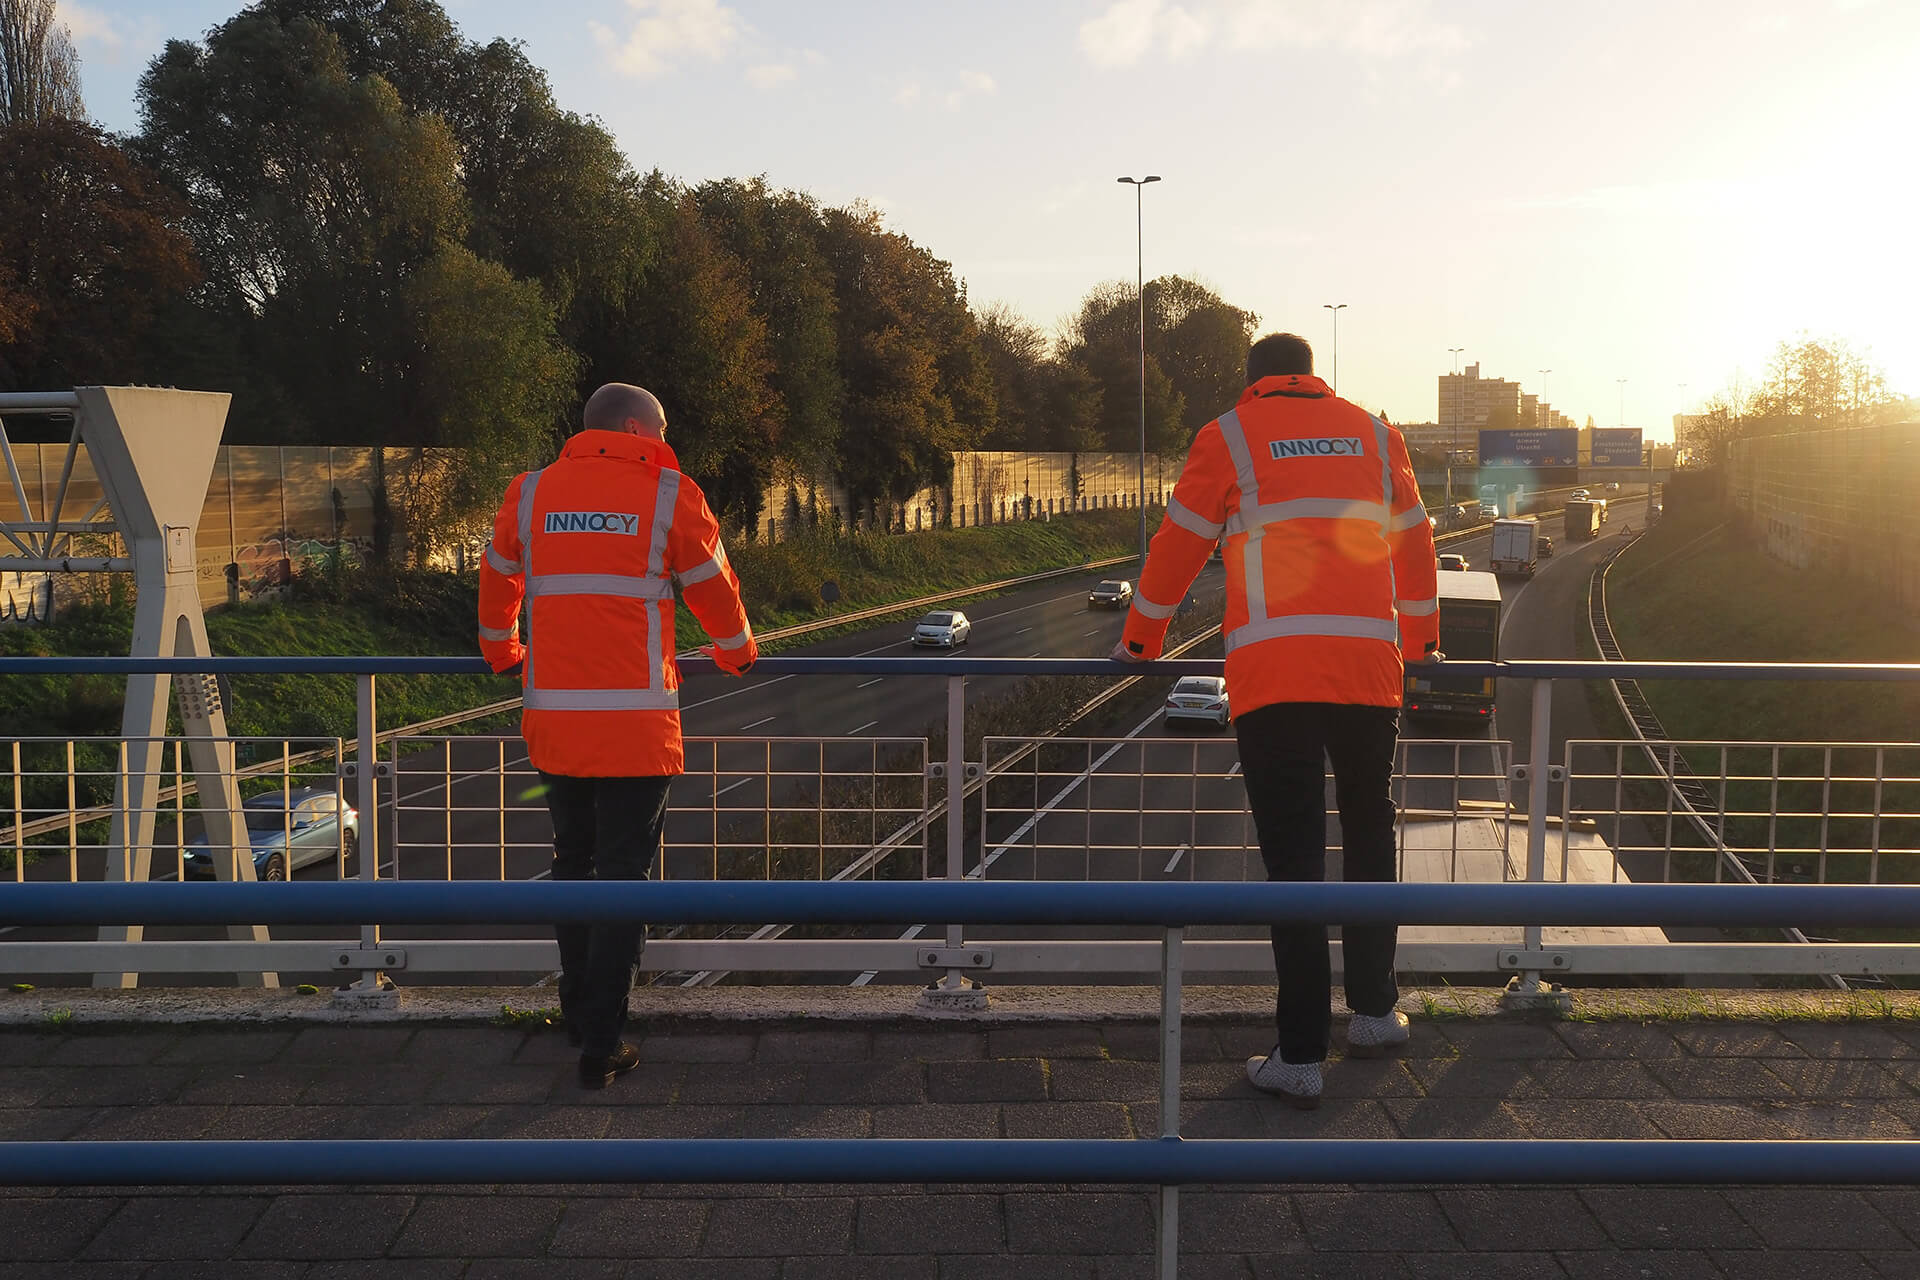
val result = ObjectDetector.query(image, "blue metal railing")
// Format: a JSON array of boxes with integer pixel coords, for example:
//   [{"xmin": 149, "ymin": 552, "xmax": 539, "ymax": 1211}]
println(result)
[
  {"xmin": 10, "ymin": 878, "xmax": 1920, "ymax": 929},
  {"xmin": 4, "ymin": 654, "xmax": 1920, "ymax": 680},
  {"xmin": 12, "ymin": 1137, "xmax": 1920, "ymax": 1188}
]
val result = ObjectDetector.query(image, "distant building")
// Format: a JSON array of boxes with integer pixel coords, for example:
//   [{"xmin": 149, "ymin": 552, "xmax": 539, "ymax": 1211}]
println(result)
[
  {"xmin": 1396, "ymin": 421, "xmax": 1455, "ymax": 456},
  {"xmin": 1436, "ymin": 364, "xmax": 1573, "ymax": 460},
  {"xmin": 1438, "ymin": 364, "xmax": 1518, "ymax": 449}
]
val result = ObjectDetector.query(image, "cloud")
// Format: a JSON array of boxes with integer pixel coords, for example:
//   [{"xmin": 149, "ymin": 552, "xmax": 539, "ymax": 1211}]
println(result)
[
  {"xmin": 1080, "ymin": 0, "xmax": 1465, "ymax": 68},
  {"xmin": 945, "ymin": 69, "xmax": 996, "ymax": 108},
  {"xmin": 746, "ymin": 63, "xmax": 796, "ymax": 90},
  {"xmin": 1075, "ymin": 0, "xmax": 1190, "ymax": 67},
  {"xmin": 893, "ymin": 81, "xmax": 923, "ymax": 107},
  {"xmin": 55, "ymin": 1, "xmax": 121, "ymax": 45},
  {"xmin": 592, "ymin": 0, "xmax": 747, "ymax": 78}
]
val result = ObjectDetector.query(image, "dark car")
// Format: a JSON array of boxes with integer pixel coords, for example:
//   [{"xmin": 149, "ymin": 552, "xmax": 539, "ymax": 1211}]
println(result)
[
  {"xmin": 183, "ymin": 786, "xmax": 360, "ymax": 881},
  {"xmin": 1087, "ymin": 579, "xmax": 1134, "ymax": 609}
]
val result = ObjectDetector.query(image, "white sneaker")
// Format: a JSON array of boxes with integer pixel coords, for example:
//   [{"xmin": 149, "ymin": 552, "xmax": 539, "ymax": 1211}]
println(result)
[
  {"xmin": 1245, "ymin": 1053, "xmax": 1322, "ymax": 1109},
  {"xmin": 1346, "ymin": 1010, "xmax": 1411, "ymax": 1058}
]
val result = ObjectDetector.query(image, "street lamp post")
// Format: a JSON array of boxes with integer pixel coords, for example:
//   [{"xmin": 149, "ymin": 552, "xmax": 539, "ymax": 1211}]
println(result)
[
  {"xmin": 1323, "ymin": 304, "xmax": 1348, "ymax": 392},
  {"xmin": 1118, "ymin": 175, "xmax": 1161, "ymax": 561},
  {"xmin": 1446, "ymin": 348, "xmax": 1465, "ymax": 519}
]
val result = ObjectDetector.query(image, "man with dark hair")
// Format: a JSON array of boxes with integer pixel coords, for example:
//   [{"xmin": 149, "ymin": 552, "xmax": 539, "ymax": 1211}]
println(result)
[
  {"xmin": 1244, "ymin": 332, "xmax": 1315, "ymax": 382},
  {"xmin": 1115, "ymin": 332, "xmax": 1442, "ymax": 1108}
]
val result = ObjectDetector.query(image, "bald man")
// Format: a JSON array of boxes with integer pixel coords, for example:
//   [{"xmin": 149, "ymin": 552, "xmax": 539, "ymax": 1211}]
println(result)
[{"xmin": 479, "ymin": 383, "xmax": 757, "ymax": 1088}]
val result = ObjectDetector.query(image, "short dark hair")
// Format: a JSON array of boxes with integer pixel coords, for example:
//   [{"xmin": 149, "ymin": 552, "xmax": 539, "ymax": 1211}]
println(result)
[{"xmin": 1246, "ymin": 333, "xmax": 1314, "ymax": 383}]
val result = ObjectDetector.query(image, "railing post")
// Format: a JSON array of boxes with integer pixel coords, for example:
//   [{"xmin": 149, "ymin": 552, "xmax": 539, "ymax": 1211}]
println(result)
[
  {"xmin": 1506, "ymin": 676, "xmax": 1568, "ymax": 1011},
  {"xmin": 335, "ymin": 672, "xmax": 396, "ymax": 1009},
  {"xmin": 921, "ymin": 673, "xmax": 985, "ymax": 1008},
  {"xmin": 1157, "ymin": 924, "xmax": 1184, "ymax": 1280}
]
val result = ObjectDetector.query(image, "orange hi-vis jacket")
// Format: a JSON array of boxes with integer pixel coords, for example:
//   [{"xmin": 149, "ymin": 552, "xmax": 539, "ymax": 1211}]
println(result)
[
  {"xmin": 1121, "ymin": 375, "xmax": 1440, "ymax": 713},
  {"xmin": 477, "ymin": 430, "xmax": 755, "ymax": 778}
]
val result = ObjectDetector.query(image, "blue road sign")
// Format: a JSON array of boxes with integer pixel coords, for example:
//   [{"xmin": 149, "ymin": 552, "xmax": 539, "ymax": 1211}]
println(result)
[
  {"xmin": 1591, "ymin": 427, "xmax": 1644, "ymax": 467},
  {"xmin": 1478, "ymin": 429, "xmax": 1578, "ymax": 468}
]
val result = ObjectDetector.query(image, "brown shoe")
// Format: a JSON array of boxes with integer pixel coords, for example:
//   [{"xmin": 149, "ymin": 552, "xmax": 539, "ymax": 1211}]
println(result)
[{"xmin": 578, "ymin": 1041, "xmax": 641, "ymax": 1089}]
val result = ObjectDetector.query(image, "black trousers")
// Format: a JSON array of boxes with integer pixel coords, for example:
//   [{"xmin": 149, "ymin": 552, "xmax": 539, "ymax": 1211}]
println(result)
[
  {"xmin": 1234, "ymin": 701, "xmax": 1402, "ymax": 1064},
  {"xmin": 540, "ymin": 772, "xmax": 672, "ymax": 1058}
]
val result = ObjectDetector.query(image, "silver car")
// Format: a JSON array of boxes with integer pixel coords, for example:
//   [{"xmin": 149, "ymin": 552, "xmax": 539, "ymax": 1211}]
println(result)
[
  {"xmin": 1087, "ymin": 580, "xmax": 1133, "ymax": 609},
  {"xmin": 183, "ymin": 787, "xmax": 361, "ymax": 881},
  {"xmin": 1164, "ymin": 676, "xmax": 1230, "ymax": 728},
  {"xmin": 912, "ymin": 610, "xmax": 972, "ymax": 647}
]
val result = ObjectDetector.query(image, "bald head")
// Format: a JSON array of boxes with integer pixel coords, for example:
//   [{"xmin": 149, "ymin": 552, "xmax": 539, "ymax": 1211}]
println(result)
[{"xmin": 582, "ymin": 383, "xmax": 667, "ymax": 439}]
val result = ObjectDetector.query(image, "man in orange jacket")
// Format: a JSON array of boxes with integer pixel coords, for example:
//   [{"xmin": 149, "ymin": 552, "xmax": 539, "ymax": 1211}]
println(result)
[
  {"xmin": 1115, "ymin": 333, "xmax": 1441, "ymax": 1108},
  {"xmin": 479, "ymin": 382, "xmax": 757, "ymax": 1088}
]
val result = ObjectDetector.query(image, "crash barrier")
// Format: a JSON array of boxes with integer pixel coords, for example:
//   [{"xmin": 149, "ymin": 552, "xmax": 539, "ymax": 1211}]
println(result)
[{"xmin": 8, "ymin": 877, "xmax": 1920, "ymax": 1280}]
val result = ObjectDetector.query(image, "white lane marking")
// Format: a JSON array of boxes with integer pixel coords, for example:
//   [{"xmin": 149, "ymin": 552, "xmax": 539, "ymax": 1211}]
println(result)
[
  {"xmin": 856, "ymin": 678, "xmax": 884, "ymax": 689},
  {"xmin": 715, "ymin": 778, "xmax": 754, "ymax": 798},
  {"xmin": 739, "ymin": 716, "xmax": 776, "ymax": 731},
  {"xmin": 1083, "ymin": 629, "xmax": 1101, "ymax": 637},
  {"xmin": 1227, "ymin": 762, "xmax": 1242, "ymax": 777},
  {"xmin": 1026, "ymin": 651, "xmax": 1042, "ymax": 658},
  {"xmin": 849, "ymin": 720, "xmax": 879, "ymax": 735},
  {"xmin": 1163, "ymin": 845, "xmax": 1188, "ymax": 874},
  {"xmin": 1015, "ymin": 626, "xmax": 1032, "ymax": 635}
]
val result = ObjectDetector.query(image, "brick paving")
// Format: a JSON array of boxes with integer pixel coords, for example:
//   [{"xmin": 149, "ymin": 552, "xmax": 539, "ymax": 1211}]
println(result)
[{"xmin": 4, "ymin": 993, "xmax": 1920, "ymax": 1277}]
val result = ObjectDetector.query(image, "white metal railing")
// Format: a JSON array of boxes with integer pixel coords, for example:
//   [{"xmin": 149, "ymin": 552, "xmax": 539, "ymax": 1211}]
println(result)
[
  {"xmin": 384, "ymin": 734, "xmax": 927, "ymax": 885},
  {"xmin": 4, "ymin": 736, "xmax": 348, "ymax": 884},
  {"xmin": 1565, "ymin": 739, "xmax": 1920, "ymax": 886},
  {"xmin": 6, "ymin": 657, "xmax": 1920, "ymax": 988}
]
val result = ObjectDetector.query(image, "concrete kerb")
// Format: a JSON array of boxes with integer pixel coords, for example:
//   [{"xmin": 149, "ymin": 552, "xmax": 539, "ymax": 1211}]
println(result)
[{"xmin": 6, "ymin": 983, "xmax": 1920, "ymax": 1030}]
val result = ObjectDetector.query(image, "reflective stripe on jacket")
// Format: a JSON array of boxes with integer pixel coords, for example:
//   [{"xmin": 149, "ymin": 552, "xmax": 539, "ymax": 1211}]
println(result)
[
  {"xmin": 477, "ymin": 430, "xmax": 755, "ymax": 777},
  {"xmin": 1121, "ymin": 374, "xmax": 1440, "ymax": 712}
]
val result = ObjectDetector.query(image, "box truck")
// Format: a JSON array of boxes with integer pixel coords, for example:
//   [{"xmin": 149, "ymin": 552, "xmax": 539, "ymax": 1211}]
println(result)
[
  {"xmin": 1489, "ymin": 517, "xmax": 1539, "ymax": 577},
  {"xmin": 1564, "ymin": 498, "xmax": 1602, "ymax": 541}
]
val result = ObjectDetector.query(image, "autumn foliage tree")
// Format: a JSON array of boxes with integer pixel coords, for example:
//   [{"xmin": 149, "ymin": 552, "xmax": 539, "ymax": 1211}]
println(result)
[{"xmin": 0, "ymin": 118, "xmax": 198, "ymax": 390}]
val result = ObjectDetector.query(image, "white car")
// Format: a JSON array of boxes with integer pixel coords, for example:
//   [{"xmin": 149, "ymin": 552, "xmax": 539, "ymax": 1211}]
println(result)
[
  {"xmin": 1164, "ymin": 676, "xmax": 1230, "ymax": 727},
  {"xmin": 1569, "ymin": 488, "xmax": 1591, "ymax": 501},
  {"xmin": 912, "ymin": 610, "xmax": 971, "ymax": 647}
]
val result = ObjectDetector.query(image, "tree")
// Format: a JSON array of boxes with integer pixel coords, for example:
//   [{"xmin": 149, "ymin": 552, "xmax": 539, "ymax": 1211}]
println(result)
[
  {"xmin": 396, "ymin": 241, "xmax": 579, "ymax": 554},
  {"xmin": 245, "ymin": 3, "xmax": 653, "ymax": 340},
  {"xmin": 0, "ymin": 119, "xmax": 198, "ymax": 390},
  {"xmin": 0, "ymin": 0, "xmax": 84, "ymax": 126},
  {"xmin": 975, "ymin": 303, "xmax": 1049, "ymax": 450},
  {"xmin": 134, "ymin": 6, "xmax": 595, "ymax": 562},
  {"xmin": 1147, "ymin": 275, "xmax": 1258, "ymax": 431},
  {"xmin": 580, "ymin": 174, "xmax": 778, "ymax": 529},
  {"xmin": 1753, "ymin": 334, "xmax": 1896, "ymax": 428},
  {"xmin": 818, "ymin": 202, "xmax": 988, "ymax": 517},
  {"xmin": 1061, "ymin": 279, "xmax": 1186, "ymax": 454},
  {"xmin": 694, "ymin": 177, "xmax": 844, "ymax": 472}
]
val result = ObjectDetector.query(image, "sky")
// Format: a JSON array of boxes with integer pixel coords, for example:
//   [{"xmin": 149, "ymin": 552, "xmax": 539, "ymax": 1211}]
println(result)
[{"xmin": 55, "ymin": 0, "xmax": 1920, "ymax": 441}]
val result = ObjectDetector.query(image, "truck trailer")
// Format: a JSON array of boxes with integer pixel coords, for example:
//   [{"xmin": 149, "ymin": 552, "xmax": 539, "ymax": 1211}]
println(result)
[
  {"xmin": 1489, "ymin": 517, "xmax": 1539, "ymax": 577},
  {"xmin": 1564, "ymin": 498, "xmax": 1601, "ymax": 541}
]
